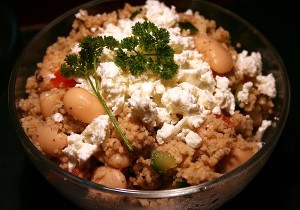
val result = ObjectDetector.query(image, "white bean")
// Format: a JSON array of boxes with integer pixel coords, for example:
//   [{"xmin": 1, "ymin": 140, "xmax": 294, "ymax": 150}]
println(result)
[
  {"xmin": 31, "ymin": 125, "xmax": 67, "ymax": 157},
  {"xmin": 194, "ymin": 35, "xmax": 233, "ymax": 74},
  {"xmin": 91, "ymin": 166, "xmax": 127, "ymax": 189},
  {"xmin": 106, "ymin": 153, "xmax": 130, "ymax": 169},
  {"xmin": 63, "ymin": 87, "xmax": 106, "ymax": 124},
  {"xmin": 40, "ymin": 90, "xmax": 62, "ymax": 118},
  {"xmin": 218, "ymin": 146, "xmax": 256, "ymax": 173}
]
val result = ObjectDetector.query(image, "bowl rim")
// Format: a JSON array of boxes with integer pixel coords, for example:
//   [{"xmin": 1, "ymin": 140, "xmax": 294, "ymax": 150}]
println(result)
[{"xmin": 8, "ymin": 0, "xmax": 291, "ymax": 199}]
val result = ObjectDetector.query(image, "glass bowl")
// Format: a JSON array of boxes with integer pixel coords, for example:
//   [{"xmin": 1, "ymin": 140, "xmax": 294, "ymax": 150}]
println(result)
[{"xmin": 8, "ymin": 0, "xmax": 290, "ymax": 209}]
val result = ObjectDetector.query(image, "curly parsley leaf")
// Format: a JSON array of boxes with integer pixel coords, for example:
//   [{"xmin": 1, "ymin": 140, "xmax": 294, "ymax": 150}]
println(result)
[{"xmin": 115, "ymin": 21, "xmax": 178, "ymax": 80}]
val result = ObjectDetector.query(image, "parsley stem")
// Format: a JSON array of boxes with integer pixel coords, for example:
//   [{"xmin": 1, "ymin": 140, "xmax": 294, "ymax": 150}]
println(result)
[{"xmin": 86, "ymin": 75, "xmax": 134, "ymax": 152}]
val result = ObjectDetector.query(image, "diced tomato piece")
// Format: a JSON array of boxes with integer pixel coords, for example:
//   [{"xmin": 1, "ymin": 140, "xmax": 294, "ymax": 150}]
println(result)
[
  {"xmin": 51, "ymin": 70, "xmax": 77, "ymax": 88},
  {"xmin": 215, "ymin": 114, "xmax": 231, "ymax": 125}
]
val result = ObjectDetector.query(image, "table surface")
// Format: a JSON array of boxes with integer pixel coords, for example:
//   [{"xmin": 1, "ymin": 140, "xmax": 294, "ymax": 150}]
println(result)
[{"xmin": 1, "ymin": 0, "xmax": 299, "ymax": 209}]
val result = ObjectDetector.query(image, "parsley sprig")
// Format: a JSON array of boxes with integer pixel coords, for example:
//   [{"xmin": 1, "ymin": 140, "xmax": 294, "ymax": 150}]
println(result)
[
  {"xmin": 60, "ymin": 21, "xmax": 178, "ymax": 152},
  {"xmin": 61, "ymin": 36, "xmax": 133, "ymax": 152},
  {"xmin": 115, "ymin": 21, "xmax": 178, "ymax": 80}
]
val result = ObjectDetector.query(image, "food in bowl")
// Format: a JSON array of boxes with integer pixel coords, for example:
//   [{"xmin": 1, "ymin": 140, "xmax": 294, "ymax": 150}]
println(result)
[{"xmin": 18, "ymin": 0, "xmax": 278, "ymax": 195}]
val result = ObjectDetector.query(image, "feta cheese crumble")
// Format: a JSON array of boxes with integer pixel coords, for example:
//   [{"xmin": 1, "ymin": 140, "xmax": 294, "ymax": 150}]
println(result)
[
  {"xmin": 63, "ymin": 115, "xmax": 110, "ymax": 171},
  {"xmin": 255, "ymin": 120, "xmax": 272, "ymax": 141},
  {"xmin": 236, "ymin": 50, "xmax": 262, "ymax": 77},
  {"xmin": 237, "ymin": 82, "xmax": 253, "ymax": 104},
  {"xmin": 256, "ymin": 73, "xmax": 277, "ymax": 98},
  {"xmin": 145, "ymin": 0, "xmax": 179, "ymax": 28}
]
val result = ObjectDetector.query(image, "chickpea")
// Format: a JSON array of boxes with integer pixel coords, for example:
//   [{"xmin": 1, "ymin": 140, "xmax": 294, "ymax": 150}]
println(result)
[
  {"xmin": 40, "ymin": 90, "xmax": 62, "ymax": 118},
  {"xmin": 218, "ymin": 146, "xmax": 256, "ymax": 173},
  {"xmin": 194, "ymin": 35, "xmax": 233, "ymax": 74},
  {"xmin": 63, "ymin": 87, "xmax": 106, "ymax": 124},
  {"xmin": 106, "ymin": 153, "xmax": 130, "ymax": 169},
  {"xmin": 89, "ymin": 166, "xmax": 127, "ymax": 201},
  {"xmin": 31, "ymin": 125, "xmax": 67, "ymax": 157},
  {"xmin": 91, "ymin": 166, "xmax": 127, "ymax": 189}
]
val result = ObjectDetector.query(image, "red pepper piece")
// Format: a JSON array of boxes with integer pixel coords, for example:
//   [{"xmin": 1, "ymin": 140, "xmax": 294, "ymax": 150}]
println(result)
[{"xmin": 51, "ymin": 70, "xmax": 77, "ymax": 88}]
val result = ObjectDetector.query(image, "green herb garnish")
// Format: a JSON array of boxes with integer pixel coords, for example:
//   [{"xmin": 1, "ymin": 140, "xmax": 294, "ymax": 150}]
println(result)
[
  {"xmin": 60, "ymin": 36, "xmax": 134, "ymax": 152},
  {"xmin": 115, "ymin": 21, "xmax": 179, "ymax": 80},
  {"xmin": 178, "ymin": 22, "xmax": 198, "ymax": 35}
]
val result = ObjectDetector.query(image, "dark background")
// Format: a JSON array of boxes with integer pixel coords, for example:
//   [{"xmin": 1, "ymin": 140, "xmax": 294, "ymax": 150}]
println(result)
[{"xmin": 1, "ymin": 0, "xmax": 299, "ymax": 209}]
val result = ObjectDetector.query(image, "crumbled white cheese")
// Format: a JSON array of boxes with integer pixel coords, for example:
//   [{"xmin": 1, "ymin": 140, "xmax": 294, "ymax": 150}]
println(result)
[
  {"xmin": 100, "ymin": 48, "xmax": 115, "ymax": 61},
  {"xmin": 178, "ymin": 66, "xmax": 213, "ymax": 88},
  {"xmin": 184, "ymin": 130, "xmax": 202, "ymax": 149},
  {"xmin": 161, "ymin": 86, "xmax": 200, "ymax": 115},
  {"xmin": 175, "ymin": 128, "xmax": 202, "ymax": 149},
  {"xmin": 128, "ymin": 92, "xmax": 158, "ymax": 127},
  {"xmin": 237, "ymin": 82, "xmax": 253, "ymax": 103},
  {"xmin": 63, "ymin": 133, "xmax": 98, "ymax": 171},
  {"xmin": 81, "ymin": 115, "xmax": 110, "ymax": 145},
  {"xmin": 198, "ymin": 69, "xmax": 216, "ymax": 92},
  {"xmin": 197, "ymin": 89, "xmax": 215, "ymax": 110},
  {"xmin": 75, "ymin": 9, "xmax": 86, "ymax": 20},
  {"xmin": 174, "ymin": 50, "xmax": 201, "ymax": 67},
  {"xmin": 75, "ymin": 76, "xmax": 94, "ymax": 93},
  {"xmin": 90, "ymin": 27, "xmax": 97, "ymax": 32},
  {"xmin": 47, "ymin": 73, "xmax": 55, "ymax": 80},
  {"xmin": 156, "ymin": 107, "xmax": 172, "ymax": 125},
  {"xmin": 215, "ymin": 76, "xmax": 230, "ymax": 91},
  {"xmin": 185, "ymin": 112, "xmax": 208, "ymax": 128},
  {"xmin": 255, "ymin": 120, "xmax": 272, "ymax": 141},
  {"xmin": 153, "ymin": 80, "xmax": 166, "ymax": 95},
  {"xmin": 96, "ymin": 62, "xmax": 126, "ymax": 114},
  {"xmin": 256, "ymin": 73, "xmax": 277, "ymax": 98},
  {"xmin": 52, "ymin": 113, "xmax": 64, "ymax": 122},
  {"xmin": 100, "ymin": 19, "xmax": 136, "ymax": 41},
  {"xmin": 178, "ymin": 82, "xmax": 213, "ymax": 115},
  {"xmin": 184, "ymin": 9, "xmax": 193, "ymax": 15},
  {"xmin": 236, "ymin": 50, "xmax": 262, "ymax": 77},
  {"xmin": 214, "ymin": 76, "xmax": 235, "ymax": 115},
  {"xmin": 212, "ymin": 106, "xmax": 221, "ymax": 115},
  {"xmin": 168, "ymin": 27, "xmax": 194, "ymax": 53},
  {"xmin": 63, "ymin": 115, "xmax": 110, "ymax": 170},
  {"xmin": 156, "ymin": 118, "xmax": 186, "ymax": 144},
  {"xmin": 71, "ymin": 43, "xmax": 81, "ymax": 54},
  {"xmin": 145, "ymin": 0, "xmax": 179, "ymax": 28},
  {"xmin": 256, "ymin": 142, "xmax": 263, "ymax": 148}
]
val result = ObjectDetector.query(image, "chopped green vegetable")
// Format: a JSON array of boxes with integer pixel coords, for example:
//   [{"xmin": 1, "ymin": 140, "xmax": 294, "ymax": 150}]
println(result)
[
  {"xmin": 115, "ymin": 21, "xmax": 179, "ymax": 80},
  {"xmin": 234, "ymin": 83, "xmax": 243, "ymax": 105},
  {"xmin": 130, "ymin": 8, "xmax": 142, "ymax": 20},
  {"xmin": 175, "ymin": 180, "xmax": 189, "ymax": 188},
  {"xmin": 60, "ymin": 36, "xmax": 133, "ymax": 152},
  {"xmin": 178, "ymin": 22, "xmax": 198, "ymax": 35},
  {"xmin": 150, "ymin": 150, "xmax": 177, "ymax": 174}
]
